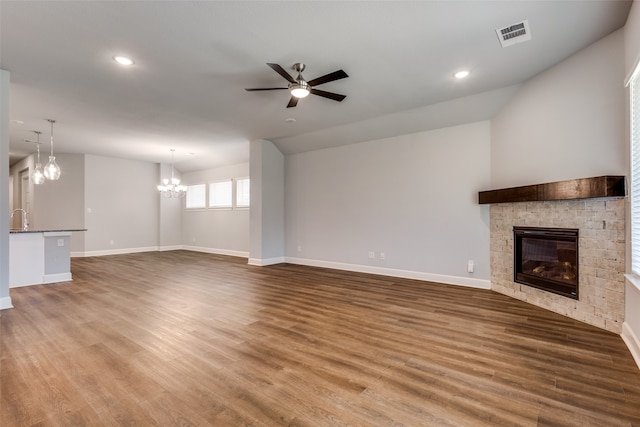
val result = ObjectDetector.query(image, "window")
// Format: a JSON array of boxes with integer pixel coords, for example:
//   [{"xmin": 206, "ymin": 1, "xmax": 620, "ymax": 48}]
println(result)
[
  {"xmin": 185, "ymin": 184, "xmax": 206, "ymax": 209},
  {"xmin": 209, "ymin": 180, "xmax": 232, "ymax": 208},
  {"xmin": 630, "ymin": 62, "xmax": 640, "ymax": 275},
  {"xmin": 236, "ymin": 178, "xmax": 250, "ymax": 208}
]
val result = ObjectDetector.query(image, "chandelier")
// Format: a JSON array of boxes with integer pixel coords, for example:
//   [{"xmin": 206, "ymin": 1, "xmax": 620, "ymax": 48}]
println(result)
[{"xmin": 157, "ymin": 149, "xmax": 186, "ymax": 198}]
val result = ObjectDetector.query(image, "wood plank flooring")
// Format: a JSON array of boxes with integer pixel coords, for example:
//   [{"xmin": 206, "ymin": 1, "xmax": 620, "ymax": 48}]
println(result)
[{"xmin": 1, "ymin": 250, "xmax": 640, "ymax": 426}]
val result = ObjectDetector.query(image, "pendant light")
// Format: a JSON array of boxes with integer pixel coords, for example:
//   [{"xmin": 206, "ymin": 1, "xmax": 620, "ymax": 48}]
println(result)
[
  {"xmin": 43, "ymin": 119, "xmax": 61, "ymax": 180},
  {"xmin": 32, "ymin": 131, "xmax": 45, "ymax": 185},
  {"xmin": 157, "ymin": 149, "xmax": 186, "ymax": 198}
]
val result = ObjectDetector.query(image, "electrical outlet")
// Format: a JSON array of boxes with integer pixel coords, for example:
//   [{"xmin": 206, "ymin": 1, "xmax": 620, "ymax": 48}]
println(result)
[
  {"xmin": 297, "ymin": 245, "xmax": 302, "ymax": 252},
  {"xmin": 467, "ymin": 260, "xmax": 474, "ymax": 273},
  {"xmin": 57, "ymin": 239, "xmax": 64, "ymax": 247},
  {"xmin": 109, "ymin": 240, "xmax": 114, "ymax": 245},
  {"xmin": 379, "ymin": 252, "xmax": 385, "ymax": 260},
  {"xmin": 368, "ymin": 251, "xmax": 375, "ymax": 259}
]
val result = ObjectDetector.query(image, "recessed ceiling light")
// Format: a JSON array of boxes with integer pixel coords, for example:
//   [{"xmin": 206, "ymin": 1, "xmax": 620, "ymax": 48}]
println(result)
[
  {"xmin": 113, "ymin": 56, "xmax": 134, "ymax": 66},
  {"xmin": 454, "ymin": 70, "xmax": 470, "ymax": 79},
  {"xmin": 285, "ymin": 118, "xmax": 297, "ymax": 123}
]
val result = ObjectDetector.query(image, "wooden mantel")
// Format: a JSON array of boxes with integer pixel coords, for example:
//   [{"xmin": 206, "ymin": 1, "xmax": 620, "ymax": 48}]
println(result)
[{"xmin": 478, "ymin": 175, "xmax": 626, "ymax": 204}]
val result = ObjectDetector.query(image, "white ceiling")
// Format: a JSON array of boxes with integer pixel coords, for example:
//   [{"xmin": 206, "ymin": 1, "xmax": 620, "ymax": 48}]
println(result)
[{"xmin": 1, "ymin": 1, "xmax": 632, "ymax": 172}]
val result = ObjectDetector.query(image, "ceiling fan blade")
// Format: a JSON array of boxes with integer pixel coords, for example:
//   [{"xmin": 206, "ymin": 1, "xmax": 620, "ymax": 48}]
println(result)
[
  {"xmin": 245, "ymin": 87, "xmax": 288, "ymax": 91},
  {"xmin": 267, "ymin": 63, "xmax": 296, "ymax": 84},
  {"xmin": 310, "ymin": 88, "xmax": 346, "ymax": 102},
  {"xmin": 307, "ymin": 69, "xmax": 348, "ymax": 87},
  {"xmin": 286, "ymin": 96, "xmax": 299, "ymax": 108}
]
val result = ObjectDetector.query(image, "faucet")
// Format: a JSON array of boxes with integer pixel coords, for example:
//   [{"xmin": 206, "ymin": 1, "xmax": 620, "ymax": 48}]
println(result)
[{"xmin": 11, "ymin": 209, "xmax": 28, "ymax": 231}]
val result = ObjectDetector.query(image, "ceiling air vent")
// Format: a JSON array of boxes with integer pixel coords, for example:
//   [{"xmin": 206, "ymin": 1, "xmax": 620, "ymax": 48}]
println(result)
[{"xmin": 496, "ymin": 20, "xmax": 531, "ymax": 48}]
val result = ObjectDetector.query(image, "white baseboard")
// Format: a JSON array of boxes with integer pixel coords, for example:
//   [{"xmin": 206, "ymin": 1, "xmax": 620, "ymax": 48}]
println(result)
[
  {"xmin": 248, "ymin": 257, "xmax": 285, "ymax": 266},
  {"xmin": 182, "ymin": 245, "xmax": 249, "ymax": 258},
  {"xmin": 284, "ymin": 257, "xmax": 491, "ymax": 290},
  {"xmin": 43, "ymin": 273, "xmax": 72, "ymax": 284},
  {"xmin": 72, "ymin": 245, "xmax": 249, "ymax": 259},
  {"xmin": 622, "ymin": 321, "xmax": 640, "ymax": 370},
  {"xmin": 0, "ymin": 296, "xmax": 13, "ymax": 310},
  {"xmin": 158, "ymin": 245, "xmax": 182, "ymax": 252},
  {"xmin": 72, "ymin": 246, "xmax": 160, "ymax": 257}
]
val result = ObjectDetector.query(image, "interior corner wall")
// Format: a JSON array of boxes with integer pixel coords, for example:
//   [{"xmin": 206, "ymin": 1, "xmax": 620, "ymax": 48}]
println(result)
[
  {"xmin": 249, "ymin": 140, "xmax": 284, "ymax": 264},
  {"xmin": 180, "ymin": 162, "xmax": 249, "ymax": 256},
  {"xmin": 490, "ymin": 28, "xmax": 626, "ymax": 188},
  {"xmin": 285, "ymin": 121, "xmax": 491, "ymax": 286},
  {"xmin": 158, "ymin": 163, "xmax": 182, "ymax": 250},
  {"xmin": 0, "ymin": 69, "xmax": 11, "ymax": 309},
  {"xmin": 83, "ymin": 154, "xmax": 159, "ymax": 254},
  {"xmin": 624, "ymin": 0, "xmax": 640, "ymax": 369},
  {"xmin": 625, "ymin": 1, "xmax": 640, "ymax": 75}
]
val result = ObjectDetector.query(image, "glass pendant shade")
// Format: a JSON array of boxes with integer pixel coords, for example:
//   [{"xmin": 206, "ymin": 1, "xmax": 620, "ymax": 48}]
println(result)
[
  {"xmin": 44, "ymin": 119, "xmax": 61, "ymax": 181},
  {"xmin": 33, "ymin": 163, "xmax": 45, "ymax": 184},
  {"xmin": 44, "ymin": 156, "xmax": 61, "ymax": 180},
  {"xmin": 31, "ymin": 131, "xmax": 45, "ymax": 185}
]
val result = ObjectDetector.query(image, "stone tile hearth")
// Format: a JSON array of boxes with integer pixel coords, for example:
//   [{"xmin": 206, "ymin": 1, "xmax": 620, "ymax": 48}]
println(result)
[{"xmin": 490, "ymin": 198, "xmax": 625, "ymax": 333}]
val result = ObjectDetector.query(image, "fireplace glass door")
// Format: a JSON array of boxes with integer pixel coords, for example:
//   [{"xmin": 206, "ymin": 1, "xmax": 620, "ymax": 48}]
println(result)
[{"xmin": 513, "ymin": 227, "xmax": 579, "ymax": 299}]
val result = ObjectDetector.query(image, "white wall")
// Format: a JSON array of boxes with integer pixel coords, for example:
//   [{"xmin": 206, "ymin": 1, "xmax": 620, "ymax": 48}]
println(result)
[
  {"xmin": 84, "ymin": 155, "xmax": 159, "ymax": 254},
  {"xmin": 249, "ymin": 140, "xmax": 285, "ymax": 265},
  {"xmin": 491, "ymin": 29, "xmax": 626, "ymax": 188},
  {"xmin": 181, "ymin": 162, "xmax": 250, "ymax": 256},
  {"xmin": 0, "ymin": 69, "xmax": 12, "ymax": 309},
  {"xmin": 285, "ymin": 121, "xmax": 491, "ymax": 287}
]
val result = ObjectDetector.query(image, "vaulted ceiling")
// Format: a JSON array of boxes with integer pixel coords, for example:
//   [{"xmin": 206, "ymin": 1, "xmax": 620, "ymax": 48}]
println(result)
[{"xmin": 1, "ymin": 1, "xmax": 632, "ymax": 171}]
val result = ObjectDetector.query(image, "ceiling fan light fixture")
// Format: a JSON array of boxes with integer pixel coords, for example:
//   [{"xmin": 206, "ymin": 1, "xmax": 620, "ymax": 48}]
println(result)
[
  {"xmin": 113, "ymin": 56, "xmax": 134, "ymax": 66},
  {"xmin": 289, "ymin": 81, "xmax": 310, "ymax": 98}
]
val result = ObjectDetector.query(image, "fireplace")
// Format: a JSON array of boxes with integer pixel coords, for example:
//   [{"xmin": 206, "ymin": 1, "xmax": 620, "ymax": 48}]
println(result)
[{"xmin": 513, "ymin": 227, "xmax": 579, "ymax": 299}]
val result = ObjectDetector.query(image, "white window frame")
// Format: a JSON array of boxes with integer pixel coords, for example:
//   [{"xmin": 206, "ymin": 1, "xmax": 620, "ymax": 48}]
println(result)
[
  {"xmin": 185, "ymin": 184, "xmax": 206, "ymax": 209},
  {"xmin": 235, "ymin": 177, "xmax": 250, "ymax": 209},
  {"xmin": 629, "ymin": 61, "xmax": 640, "ymax": 276},
  {"xmin": 209, "ymin": 179, "xmax": 233, "ymax": 209}
]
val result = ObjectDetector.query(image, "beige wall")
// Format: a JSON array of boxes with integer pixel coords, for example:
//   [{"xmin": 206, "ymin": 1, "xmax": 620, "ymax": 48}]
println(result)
[{"xmin": 491, "ymin": 29, "xmax": 626, "ymax": 188}]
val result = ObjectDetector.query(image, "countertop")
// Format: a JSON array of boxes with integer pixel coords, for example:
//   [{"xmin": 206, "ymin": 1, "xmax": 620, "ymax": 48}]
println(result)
[{"xmin": 10, "ymin": 229, "xmax": 87, "ymax": 234}]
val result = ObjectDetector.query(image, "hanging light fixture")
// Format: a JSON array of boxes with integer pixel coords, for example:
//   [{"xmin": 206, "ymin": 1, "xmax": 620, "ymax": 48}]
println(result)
[
  {"xmin": 43, "ymin": 119, "xmax": 61, "ymax": 180},
  {"xmin": 157, "ymin": 149, "xmax": 186, "ymax": 198},
  {"xmin": 32, "ymin": 131, "xmax": 45, "ymax": 185}
]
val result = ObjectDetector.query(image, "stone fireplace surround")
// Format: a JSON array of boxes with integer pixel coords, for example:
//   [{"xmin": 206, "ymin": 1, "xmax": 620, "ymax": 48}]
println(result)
[{"xmin": 482, "ymin": 176, "xmax": 626, "ymax": 334}]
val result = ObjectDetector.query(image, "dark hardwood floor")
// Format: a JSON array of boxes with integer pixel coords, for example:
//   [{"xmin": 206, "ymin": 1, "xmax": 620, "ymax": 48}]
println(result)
[{"xmin": 1, "ymin": 250, "xmax": 640, "ymax": 426}]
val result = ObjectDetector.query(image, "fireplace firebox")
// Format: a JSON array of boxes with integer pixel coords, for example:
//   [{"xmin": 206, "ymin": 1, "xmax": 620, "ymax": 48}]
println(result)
[{"xmin": 513, "ymin": 227, "xmax": 579, "ymax": 299}]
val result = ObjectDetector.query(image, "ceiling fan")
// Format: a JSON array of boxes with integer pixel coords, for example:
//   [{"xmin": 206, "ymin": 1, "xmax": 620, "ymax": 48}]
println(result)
[{"xmin": 245, "ymin": 63, "xmax": 348, "ymax": 108}]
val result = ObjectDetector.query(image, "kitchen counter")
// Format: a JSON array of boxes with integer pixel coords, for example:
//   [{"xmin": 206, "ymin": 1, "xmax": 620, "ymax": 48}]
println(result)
[
  {"xmin": 9, "ymin": 229, "xmax": 86, "ymax": 288},
  {"xmin": 10, "ymin": 228, "xmax": 87, "ymax": 233}
]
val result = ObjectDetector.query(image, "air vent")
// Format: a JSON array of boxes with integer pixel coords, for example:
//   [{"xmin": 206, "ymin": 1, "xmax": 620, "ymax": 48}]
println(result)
[{"xmin": 496, "ymin": 20, "xmax": 531, "ymax": 48}]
